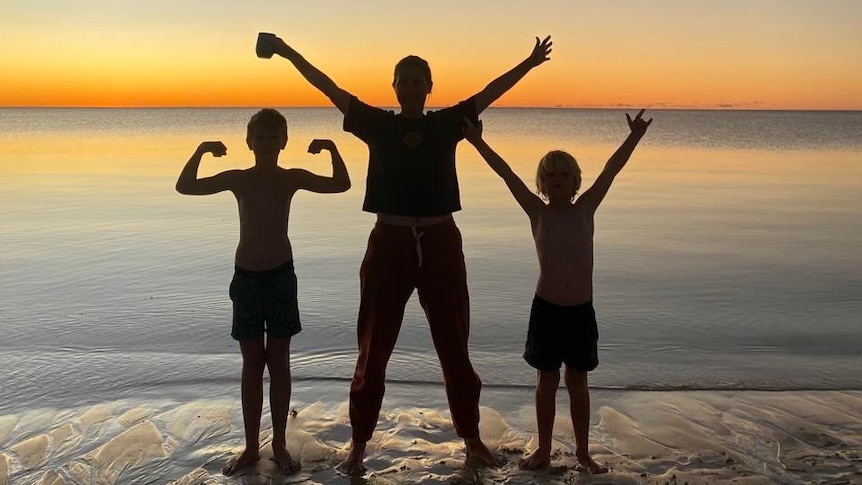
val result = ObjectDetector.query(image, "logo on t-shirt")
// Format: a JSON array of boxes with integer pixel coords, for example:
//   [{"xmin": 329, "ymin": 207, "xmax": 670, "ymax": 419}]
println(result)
[{"xmin": 402, "ymin": 132, "xmax": 424, "ymax": 148}]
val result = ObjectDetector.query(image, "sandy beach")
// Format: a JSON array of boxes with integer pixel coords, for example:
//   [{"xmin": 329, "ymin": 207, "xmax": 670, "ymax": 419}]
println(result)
[{"xmin": 1, "ymin": 382, "xmax": 859, "ymax": 484}]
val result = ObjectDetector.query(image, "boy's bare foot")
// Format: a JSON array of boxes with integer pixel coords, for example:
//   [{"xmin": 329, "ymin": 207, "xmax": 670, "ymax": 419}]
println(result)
[
  {"xmin": 336, "ymin": 441, "xmax": 367, "ymax": 476},
  {"xmin": 518, "ymin": 448, "xmax": 551, "ymax": 470},
  {"xmin": 271, "ymin": 447, "xmax": 301, "ymax": 475},
  {"xmin": 465, "ymin": 438, "xmax": 503, "ymax": 467},
  {"xmin": 576, "ymin": 454, "xmax": 608, "ymax": 474},
  {"xmin": 222, "ymin": 448, "xmax": 261, "ymax": 476}
]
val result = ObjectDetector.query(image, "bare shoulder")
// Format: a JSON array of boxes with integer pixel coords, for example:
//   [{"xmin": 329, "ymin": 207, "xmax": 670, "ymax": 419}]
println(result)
[
  {"xmin": 218, "ymin": 168, "xmax": 249, "ymax": 179},
  {"xmin": 230, "ymin": 166, "xmax": 298, "ymax": 195},
  {"xmin": 227, "ymin": 167, "xmax": 255, "ymax": 177},
  {"xmin": 278, "ymin": 167, "xmax": 311, "ymax": 186},
  {"xmin": 216, "ymin": 168, "xmax": 249, "ymax": 190},
  {"xmin": 572, "ymin": 197, "xmax": 595, "ymax": 218},
  {"xmin": 280, "ymin": 167, "xmax": 306, "ymax": 178},
  {"xmin": 249, "ymin": 166, "xmax": 295, "ymax": 182},
  {"xmin": 225, "ymin": 167, "xmax": 257, "ymax": 188}
]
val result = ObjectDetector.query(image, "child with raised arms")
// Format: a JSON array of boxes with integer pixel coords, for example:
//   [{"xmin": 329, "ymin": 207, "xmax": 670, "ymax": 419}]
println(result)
[{"xmin": 463, "ymin": 109, "xmax": 652, "ymax": 473}]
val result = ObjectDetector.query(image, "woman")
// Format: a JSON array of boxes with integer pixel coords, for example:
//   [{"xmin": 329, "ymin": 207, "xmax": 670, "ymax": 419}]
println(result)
[{"xmin": 260, "ymin": 32, "xmax": 552, "ymax": 474}]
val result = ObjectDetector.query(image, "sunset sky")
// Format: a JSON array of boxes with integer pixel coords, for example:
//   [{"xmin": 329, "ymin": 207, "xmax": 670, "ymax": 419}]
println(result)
[{"xmin": 2, "ymin": 0, "xmax": 860, "ymax": 109}]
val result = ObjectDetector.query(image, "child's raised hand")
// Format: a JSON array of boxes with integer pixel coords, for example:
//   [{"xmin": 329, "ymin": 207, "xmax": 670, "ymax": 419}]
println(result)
[
  {"xmin": 198, "ymin": 141, "xmax": 227, "ymax": 157},
  {"xmin": 626, "ymin": 109, "xmax": 653, "ymax": 137},
  {"xmin": 308, "ymin": 139, "xmax": 336, "ymax": 154},
  {"xmin": 527, "ymin": 35, "xmax": 553, "ymax": 67},
  {"xmin": 462, "ymin": 117, "xmax": 483, "ymax": 143}
]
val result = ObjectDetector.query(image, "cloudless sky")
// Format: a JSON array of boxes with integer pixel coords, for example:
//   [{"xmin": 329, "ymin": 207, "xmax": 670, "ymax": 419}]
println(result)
[{"xmin": 2, "ymin": 0, "xmax": 860, "ymax": 109}]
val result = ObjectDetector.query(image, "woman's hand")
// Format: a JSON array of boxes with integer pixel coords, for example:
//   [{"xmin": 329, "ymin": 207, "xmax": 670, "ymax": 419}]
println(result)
[{"xmin": 526, "ymin": 35, "xmax": 553, "ymax": 68}]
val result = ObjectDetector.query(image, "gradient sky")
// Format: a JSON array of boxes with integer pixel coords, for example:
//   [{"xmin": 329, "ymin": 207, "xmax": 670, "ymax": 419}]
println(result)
[{"xmin": 2, "ymin": 0, "xmax": 860, "ymax": 109}]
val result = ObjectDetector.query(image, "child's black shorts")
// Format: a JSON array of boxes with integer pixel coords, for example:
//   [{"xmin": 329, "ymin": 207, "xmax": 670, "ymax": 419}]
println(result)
[
  {"xmin": 523, "ymin": 295, "xmax": 599, "ymax": 372},
  {"xmin": 229, "ymin": 260, "xmax": 301, "ymax": 341}
]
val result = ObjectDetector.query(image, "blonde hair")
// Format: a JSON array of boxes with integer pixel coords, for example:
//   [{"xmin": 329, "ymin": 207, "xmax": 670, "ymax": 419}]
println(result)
[{"xmin": 536, "ymin": 150, "xmax": 581, "ymax": 201}]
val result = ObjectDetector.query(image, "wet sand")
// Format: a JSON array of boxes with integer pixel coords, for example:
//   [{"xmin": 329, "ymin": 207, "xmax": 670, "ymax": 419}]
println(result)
[{"xmin": 1, "ymin": 384, "xmax": 859, "ymax": 484}]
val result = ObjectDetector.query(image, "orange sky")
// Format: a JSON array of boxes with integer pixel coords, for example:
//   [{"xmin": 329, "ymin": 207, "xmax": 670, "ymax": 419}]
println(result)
[{"xmin": 2, "ymin": 1, "xmax": 860, "ymax": 109}]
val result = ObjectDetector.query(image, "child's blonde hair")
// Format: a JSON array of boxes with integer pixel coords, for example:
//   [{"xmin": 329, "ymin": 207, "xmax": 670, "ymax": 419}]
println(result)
[{"xmin": 536, "ymin": 150, "xmax": 581, "ymax": 201}]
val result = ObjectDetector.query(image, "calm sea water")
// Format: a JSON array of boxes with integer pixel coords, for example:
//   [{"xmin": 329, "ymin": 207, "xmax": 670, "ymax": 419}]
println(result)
[{"xmin": 1, "ymin": 107, "xmax": 860, "ymax": 414}]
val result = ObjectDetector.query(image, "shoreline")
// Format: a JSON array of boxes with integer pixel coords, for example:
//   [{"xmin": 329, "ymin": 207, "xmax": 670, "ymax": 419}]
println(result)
[{"xmin": 2, "ymin": 386, "xmax": 859, "ymax": 484}]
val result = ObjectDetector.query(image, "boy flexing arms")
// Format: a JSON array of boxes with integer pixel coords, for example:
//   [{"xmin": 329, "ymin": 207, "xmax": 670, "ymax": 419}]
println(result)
[{"xmin": 176, "ymin": 109, "xmax": 350, "ymax": 475}]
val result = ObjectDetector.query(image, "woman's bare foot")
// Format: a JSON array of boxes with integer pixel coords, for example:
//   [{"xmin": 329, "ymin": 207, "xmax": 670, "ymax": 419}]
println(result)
[
  {"xmin": 222, "ymin": 448, "xmax": 261, "ymax": 476},
  {"xmin": 465, "ymin": 438, "xmax": 503, "ymax": 467},
  {"xmin": 271, "ymin": 446, "xmax": 301, "ymax": 475},
  {"xmin": 576, "ymin": 453, "xmax": 608, "ymax": 474},
  {"xmin": 518, "ymin": 447, "xmax": 551, "ymax": 470},
  {"xmin": 336, "ymin": 440, "xmax": 367, "ymax": 476}
]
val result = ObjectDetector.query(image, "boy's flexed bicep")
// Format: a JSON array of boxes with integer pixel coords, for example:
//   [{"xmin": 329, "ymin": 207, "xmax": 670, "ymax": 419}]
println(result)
[
  {"xmin": 176, "ymin": 142, "xmax": 241, "ymax": 195},
  {"xmin": 291, "ymin": 139, "xmax": 351, "ymax": 194},
  {"xmin": 462, "ymin": 118, "xmax": 544, "ymax": 219},
  {"xmin": 185, "ymin": 170, "xmax": 243, "ymax": 195}
]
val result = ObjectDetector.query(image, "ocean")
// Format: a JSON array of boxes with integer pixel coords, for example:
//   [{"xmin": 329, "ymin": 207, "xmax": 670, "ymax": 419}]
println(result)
[{"xmin": 1, "ymin": 107, "xmax": 860, "ymax": 484}]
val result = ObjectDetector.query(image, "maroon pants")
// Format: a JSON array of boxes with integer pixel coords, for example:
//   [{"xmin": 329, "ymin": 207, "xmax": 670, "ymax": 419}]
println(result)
[{"xmin": 348, "ymin": 218, "xmax": 482, "ymax": 442}]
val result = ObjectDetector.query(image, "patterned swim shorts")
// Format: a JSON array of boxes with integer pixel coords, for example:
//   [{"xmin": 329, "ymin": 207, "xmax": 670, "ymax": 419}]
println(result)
[{"xmin": 229, "ymin": 260, "xmax": 301, "ymax": 341}]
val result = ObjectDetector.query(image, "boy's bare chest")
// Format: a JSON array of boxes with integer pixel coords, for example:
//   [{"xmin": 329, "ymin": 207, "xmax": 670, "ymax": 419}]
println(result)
[
  {"xmin": 236, "ymin": 185, "xmax": 294, "ymax": 216},
  {"xmin": 533, "ymin": 214, "xmax": 593, "ymax": 266},
  {"xmin": 535, "ymin": 212, "xmax": 592, "ymax": 245}
]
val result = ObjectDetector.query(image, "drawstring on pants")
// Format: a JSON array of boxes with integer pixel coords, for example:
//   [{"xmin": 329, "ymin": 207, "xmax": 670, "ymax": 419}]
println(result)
[{"xmin": 411, "ymin": 227, "xmax": 425, "ymax": 268}]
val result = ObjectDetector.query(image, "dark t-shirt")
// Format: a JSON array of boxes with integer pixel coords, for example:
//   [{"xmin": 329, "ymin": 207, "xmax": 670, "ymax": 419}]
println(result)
[{"xmin": 343, "ymin": 96, "xmax": 478, "ymax": 216}]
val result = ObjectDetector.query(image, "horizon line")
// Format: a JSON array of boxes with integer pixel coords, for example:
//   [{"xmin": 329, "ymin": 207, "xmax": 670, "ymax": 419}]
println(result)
[{"xmin": 2, "ymin": 105, "xmax": 860, "ymax": 112}]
